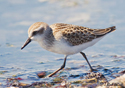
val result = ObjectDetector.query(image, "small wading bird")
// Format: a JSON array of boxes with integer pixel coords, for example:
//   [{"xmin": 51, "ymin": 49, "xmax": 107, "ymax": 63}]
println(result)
[{"xmin": 21, "ymin": 22, "xmax": 116, "ymax": 77}]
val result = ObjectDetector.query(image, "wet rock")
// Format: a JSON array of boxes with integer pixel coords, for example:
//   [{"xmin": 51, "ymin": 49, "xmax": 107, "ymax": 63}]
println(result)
[
  {"xmin": 6, "ymin": 78, "xmax": 20, "ymax": 87},
  {"xmin": 39, "ymin": 61, "xmax": 44, "ymax": 64},
  {"xmin": 37, "ymin": 71, "xmax": 46, "ymax": 78},
  {"xmin": 103, "ymin": 68, "xmax": 112, "ymax": 73},
  {"xmin": 70, "ymin": 74, "xmax": 80, "ymax": 78},
  {"xmin": 6, "ymin": 78, "xmax": 28, "ymax": 87},
  {"xmin": 109, "ymin": 74, "xmax": 125, "ymax": 87},
  {"xmin": 16, "ymin": 77, "xmax": 23, "ymax": 80},
  {"xmin": 61, "ymin": 80, "xmax": 67, "ymax": 87},
  {"xmin": 119, "ymin": 70, "xmax": 125, "ymax": 75},
  {"xmin": 97, "ymin": 83, "xmax": 124, "ymax": 88},
  {"xmin": 68, "ymin": 72, "xmax": 107, "ymax": 88},
  {"xmin": 53, "ymin": 77, "xmax": 63, "ymax": 83},
  {"xmin": 55, "ymin": 80, "xmax": 69, "ymax": 88},
  {"xmin": 85, "ymin": 72, "xmax": 106, "ymax": 80},
  {"xmin": 30, "ymin": 82, "xmax": 52, "ymax": 87},
  {"xmin": 97, "ymin": 73, "xmax": 125, "ymax": 88},
  {"xmin": 5, "ymin": 70, "xmax": 125, "ymax": 88},
  {"xmin": 19, "ymin": 83, "xmax": 29, "ymax": 87}
]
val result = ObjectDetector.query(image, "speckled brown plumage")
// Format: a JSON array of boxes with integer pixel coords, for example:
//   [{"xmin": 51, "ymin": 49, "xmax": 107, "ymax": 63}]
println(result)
[{"xmin": 50, "ymin": 23, "xmax": 116, "ymax": 46}]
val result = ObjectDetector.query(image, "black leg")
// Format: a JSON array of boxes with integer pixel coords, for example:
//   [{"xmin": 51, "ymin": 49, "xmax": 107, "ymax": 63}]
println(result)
[
  {"xmin": 47, "ymin": 55, "xmax": 67, "ymax": 77},
  {"xmin": 80, "ymin": 52, "xmax": 94, "ymax": 71}
]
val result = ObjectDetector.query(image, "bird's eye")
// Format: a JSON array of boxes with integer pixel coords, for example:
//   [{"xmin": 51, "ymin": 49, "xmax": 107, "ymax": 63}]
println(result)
[{"xmin": 32, "ymin": 31, "xmax": 38, "ymax": 36}]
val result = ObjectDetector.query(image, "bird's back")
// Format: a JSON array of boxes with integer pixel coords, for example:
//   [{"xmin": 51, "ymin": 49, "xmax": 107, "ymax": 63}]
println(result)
[{"xmin": 50, "ymin": 23, "xmax": 116, "ymax": 46}]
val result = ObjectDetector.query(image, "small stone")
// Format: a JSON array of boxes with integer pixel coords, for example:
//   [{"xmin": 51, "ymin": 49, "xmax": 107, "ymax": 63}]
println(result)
[
  {"xmin": 19, "ymin": 83, "xmax": 29, "ymax": 86},
  {"xmin": 61, "ymin": 81, "xmax": 66, "ymax": 86},
  {"xmin": 37, "ymin": 71, "xmax": 46, "ymax": 78},
  {"xmin": 119, "ymin": 70, "xmax": 125, "ymax": 74},
  {"xmin": 39, "ymin": 62, "xmax": 44, "ymax": 64}
]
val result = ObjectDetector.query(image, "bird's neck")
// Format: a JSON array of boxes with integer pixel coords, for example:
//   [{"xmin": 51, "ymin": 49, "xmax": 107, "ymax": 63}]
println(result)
[
  {"xmin": 44, "ymin": 28, "xmax": 55, "ymax": 45},
  {"xmin": 37, "ymin": 28, "xmax": 55, "ymax": 49}
]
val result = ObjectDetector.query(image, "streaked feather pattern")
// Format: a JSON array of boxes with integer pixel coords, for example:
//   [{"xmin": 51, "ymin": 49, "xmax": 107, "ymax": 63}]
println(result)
[{"xmin": 50, "ymin": 23, "xmax": 116, "ymax": 46}]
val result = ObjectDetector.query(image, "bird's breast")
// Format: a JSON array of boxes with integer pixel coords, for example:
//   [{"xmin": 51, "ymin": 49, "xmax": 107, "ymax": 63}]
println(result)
[{"xmin": 37, "ymin": 36, "xmax": 104, "ymax": 55}]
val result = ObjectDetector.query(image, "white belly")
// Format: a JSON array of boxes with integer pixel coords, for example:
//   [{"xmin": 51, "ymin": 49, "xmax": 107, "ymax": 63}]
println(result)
[{"xmin": 46, "ymin": 37, "xmax": 104, "ymax": 55}]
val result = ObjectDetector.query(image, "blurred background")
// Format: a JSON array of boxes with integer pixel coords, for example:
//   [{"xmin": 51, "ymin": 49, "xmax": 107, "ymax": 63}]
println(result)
[{"xmin": 0, "ymin": 0, "xmax": 125, "ymax": 86}]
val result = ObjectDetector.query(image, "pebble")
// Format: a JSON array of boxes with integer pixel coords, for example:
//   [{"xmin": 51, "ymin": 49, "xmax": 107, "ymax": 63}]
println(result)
[{"xmin": 37, "ymin": 71, "xmax": 46, "ymax": 78}]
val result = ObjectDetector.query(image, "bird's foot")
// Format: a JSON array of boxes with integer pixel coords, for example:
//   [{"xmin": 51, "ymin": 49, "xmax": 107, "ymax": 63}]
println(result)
[{"xmin": 90, "ymin": 68, "xmax": 98, "ymax": 72}]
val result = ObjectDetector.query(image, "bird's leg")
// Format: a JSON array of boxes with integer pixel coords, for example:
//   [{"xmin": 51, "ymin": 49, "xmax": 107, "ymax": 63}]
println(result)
[
  {"xmin": 46, "ymin": 55, "xmax": 67, "ymax": 77},
  {"xmin": 80, "ymin": 52, "xmax": 95, "ymax": 72}
]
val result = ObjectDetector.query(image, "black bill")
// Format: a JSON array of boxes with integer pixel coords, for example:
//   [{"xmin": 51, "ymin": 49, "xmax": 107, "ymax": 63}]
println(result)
[{"xmin": 21, "ymin": 38, "xmax": 31, "ymax": 50}]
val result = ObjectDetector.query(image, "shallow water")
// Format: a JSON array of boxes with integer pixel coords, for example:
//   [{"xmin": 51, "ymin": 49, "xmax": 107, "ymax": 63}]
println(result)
[{"xmin": 0, "ymin": 0, "xmax": 125, "ymax": 87}]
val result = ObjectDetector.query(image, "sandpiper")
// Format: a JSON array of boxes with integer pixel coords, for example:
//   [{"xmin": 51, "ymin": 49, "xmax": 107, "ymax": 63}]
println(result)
[{"xmin": 21, "ymin": 22, "xmax": 116, "ymax": 77}]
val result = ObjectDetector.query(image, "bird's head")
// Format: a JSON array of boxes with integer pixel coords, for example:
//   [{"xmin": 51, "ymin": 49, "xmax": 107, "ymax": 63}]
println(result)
[{"xmin": 21, "ymin": 22, "xmax": 49, "ymax": 50}]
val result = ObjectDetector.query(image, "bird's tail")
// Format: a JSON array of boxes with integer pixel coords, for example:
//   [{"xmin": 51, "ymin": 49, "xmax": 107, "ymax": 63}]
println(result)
[
  {"xmin": 106, "ymin": 26, "xmax": 116, "ymax": 33},
  {"xmin": 93, "ymin": 26, "xmax": 116, "ymax": 37}
]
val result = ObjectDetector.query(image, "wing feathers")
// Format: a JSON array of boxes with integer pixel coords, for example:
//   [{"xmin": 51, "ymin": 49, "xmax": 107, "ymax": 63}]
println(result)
[
  {"xmin": 93, "ymin": 26, "xmax": 116, "ymax": 35},
  {"xmin": 50, "ymin": 23, "xmax": 116, "ymax": 46}
]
